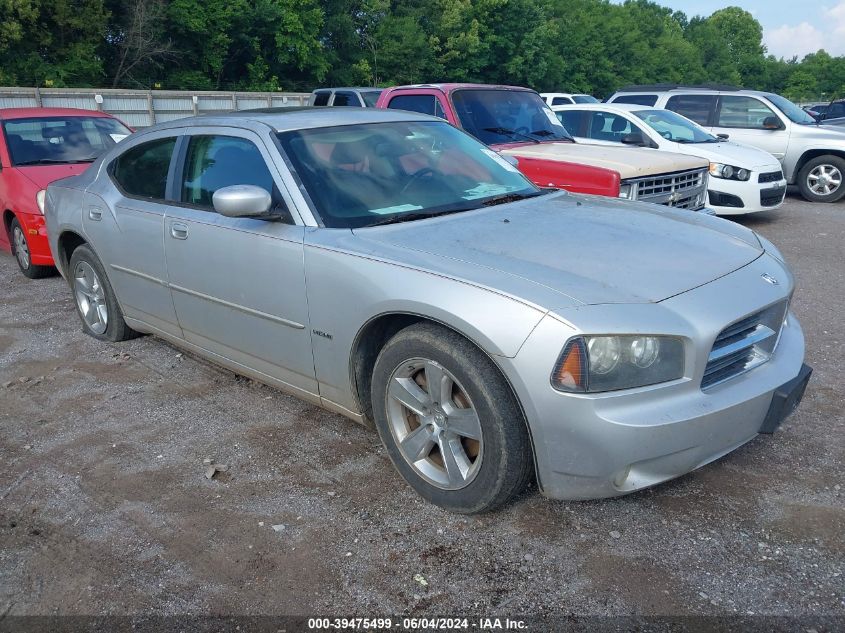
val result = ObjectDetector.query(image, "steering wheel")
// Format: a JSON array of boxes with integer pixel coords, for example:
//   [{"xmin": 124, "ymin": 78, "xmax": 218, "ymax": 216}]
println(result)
[
  {"xmin": 660, "ymin": 131, "xmax": 673, "ymax": 140},
  {"xmin": 400, "ymin": 168, "xmax": 436, "ymax": 194}
]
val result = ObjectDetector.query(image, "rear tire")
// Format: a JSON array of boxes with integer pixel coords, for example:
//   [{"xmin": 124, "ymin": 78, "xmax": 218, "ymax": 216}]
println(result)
[
  {"xmin": 371, "ymin": 322, "xmax": 533, "ymax": 513},
  {"xmin": 797, "ymin": 155, "xmax": 845, "ymax": 202},
  {"xmin": 68, "ymin": 244, "xmax": 139, "ymax": 342},
  {"xmin": 10, "ymin": 218, "xmax": 53, "ymax": 279}
]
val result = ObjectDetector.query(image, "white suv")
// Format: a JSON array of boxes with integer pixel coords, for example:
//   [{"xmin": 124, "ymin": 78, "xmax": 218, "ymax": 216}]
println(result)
[
  {"xmin": 540, "ymin": 93, "xmax": 599, "ymax": 106},
  {"xmin": 607, "ymin": 85, "xmax": 845, "ymax": 203}
]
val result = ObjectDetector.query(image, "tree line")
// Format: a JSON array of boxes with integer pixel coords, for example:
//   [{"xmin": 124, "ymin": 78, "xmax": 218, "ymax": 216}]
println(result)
[{"xmin": 0, "ymin": 0, "xmax": 843, "ymax": 102}]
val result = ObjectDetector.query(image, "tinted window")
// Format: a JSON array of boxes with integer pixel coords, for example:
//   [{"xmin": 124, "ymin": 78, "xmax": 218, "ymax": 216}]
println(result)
[
  {"xmin": 332, "ymin": 91, "xmax": 361, "ymax": 107},
  {"xmin": 717, "ymin": 96, "xmax": 777, "ymax": 129},
  {"xmin": 111, "ymin": 137, "xmax": 176, "ymax": 200},
  {"xmin": 633, "ymin": 109, "xmax": 716, "ymax": 143},
  {"xmin": 387, "ymin": 94, "xmax": 446, "ymax": 119},
  {"xmin": 665, "ymin": 95, "xmax": 716, "ymax": 125},
  {"xmin": 555, "ymin": 110, "xmax": 586, "ymax": 135},
  {"xmin": 572, "ymin": 95, "xmax": 599, "ymax": 104},
  {"xmin": 278, "ymin": 121, "xmax": 541, "ymax": 229},
  {"xmin": 181, "ymin": 136, "xmax": 275, "ymax": 209},
  {"xmin": 551, "ymin": 96, "xmax": 573, "ymax": 105},
  {"xmin": 312, "ymin": 91, "xmax": 330, "ymax": 106},
  {"xmin": 826, "ymin": 102, "xmax": 845, "ymax": 119},
  {"xmin": 584, "ymin": 112, "xmax": 638, "ymax": 142},
  {"xmin": 611, "ymin": 94, "xmax": 658, "ymax": 106},
  {"xmin": 3, "ymin": 116, "xmax": 131, "ymax": 166},
  {"xmin": 361, "ymin": 90, "xmax": 383, "ymax": 107}
]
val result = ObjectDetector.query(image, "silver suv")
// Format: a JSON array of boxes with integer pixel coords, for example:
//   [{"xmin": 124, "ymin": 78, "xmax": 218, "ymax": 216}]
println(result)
[{"xmin": 607, "ymin": 85, "xmax": 845, "ymax": 203}]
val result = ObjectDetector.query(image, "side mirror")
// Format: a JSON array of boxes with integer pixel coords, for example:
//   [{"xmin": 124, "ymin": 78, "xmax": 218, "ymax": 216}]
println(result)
[
  {"xmin": 762, "ymin": 116, "xmax": 784, "ymax": 131},
  {"xmin": 621, "ymin": 132, "xmax": 648, "ymax": 147},
  {"xmin": 212, "ymin": 185, "xmax": 272, "ymax": 218},
  {"xmin": 717, "ymin": 133, "xmax": 730, "ymax": 140}
]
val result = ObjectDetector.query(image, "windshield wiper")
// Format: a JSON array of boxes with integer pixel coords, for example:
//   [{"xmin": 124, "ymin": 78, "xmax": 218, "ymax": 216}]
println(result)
[
  {"xmin": 15, "ymin": 157, "xmax": 97, "ymax": 166},
  {"xmin": 482, "ymin": 127, "xmax": 540, "ymax": 144},
  {"xmin": 480, "ymin": 190, "xmax": 547, "ymax": 207},
  {"xmin": 529, "ymin": 129, "xmax": 573, "ymax": 142},
  {"xmin": 366, "ymin": 207, "xmax": 474, "ymax": 227}
]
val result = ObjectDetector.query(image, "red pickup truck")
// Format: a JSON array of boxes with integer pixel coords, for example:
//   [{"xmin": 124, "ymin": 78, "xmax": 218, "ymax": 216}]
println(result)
[{"xmin": 375, "ymin": 84, "xmax": 709, "ymax": 209}]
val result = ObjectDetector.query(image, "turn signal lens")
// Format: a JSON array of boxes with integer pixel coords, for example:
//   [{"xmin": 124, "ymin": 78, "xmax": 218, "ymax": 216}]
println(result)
[{"xmin": 552, "ymin": 338, "xmax": 587, "ymax": 392}]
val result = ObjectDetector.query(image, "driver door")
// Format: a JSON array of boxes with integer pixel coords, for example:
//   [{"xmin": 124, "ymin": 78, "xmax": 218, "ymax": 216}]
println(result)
[{"xmin": 163, "ymin": 127, "xmax": 317, "ymax": 397}]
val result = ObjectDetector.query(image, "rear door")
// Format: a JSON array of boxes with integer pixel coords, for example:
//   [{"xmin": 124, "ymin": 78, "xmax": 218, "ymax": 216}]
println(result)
[
  {"xmin": 711, "ymin": 95, "xmax": 790, "ymax": 161},
  {"xmin": 163, "ymin": 127, "xmax": 317, "ymax": 396},
  {"xmin": 664, "ymin": 94, "xmax": 717, "ymax": 127}
]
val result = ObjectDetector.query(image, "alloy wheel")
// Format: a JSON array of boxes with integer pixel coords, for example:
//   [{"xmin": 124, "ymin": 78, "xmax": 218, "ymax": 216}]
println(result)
[
  {"xmin": 73, "ymin": 261, "xmax": 109, "ymax": 335},
  {"xmin": 13, "ymin": 225, "xmax": 30, "ymax": 270},
  {"xmin": 807, "ymin": 164, "xmax": 843, "ymax": 196},
  {"xmin": 385, "ymin": 358, "xmax": 483, "ymax": 490}
]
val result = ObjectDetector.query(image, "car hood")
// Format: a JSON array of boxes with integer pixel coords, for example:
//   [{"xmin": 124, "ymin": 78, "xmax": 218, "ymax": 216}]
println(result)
[
  {"xmin": 15, "ymin": 164, "xmax": 91, "ymax": 189},
  {"xmin": 494, "ymin": 142, "xmax": 708, "ymax": 179},
  {"xmin": 665, "ymin": 140, "xmax": 781, "ymax": 170},
  {"xmin": 794, "ymin": 123, "xmax": 845, "ymax": 141},
  {"xmin": 353, "ymin": 192, "xmax": 763, "ymax": 307}
]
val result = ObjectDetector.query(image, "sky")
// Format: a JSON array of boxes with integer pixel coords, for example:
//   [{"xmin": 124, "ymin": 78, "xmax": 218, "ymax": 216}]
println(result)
[{"xmin": 610, "ymin": 1, "xmax": 845, "ymax": 59}]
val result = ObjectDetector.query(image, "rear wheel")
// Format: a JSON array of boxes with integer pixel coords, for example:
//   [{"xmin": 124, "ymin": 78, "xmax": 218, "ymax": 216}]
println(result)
[
  {"xmin": 797, "ymin": 155, "xmax": 845, "ymax": 202},
  {"xmin": 10, "ymin": 218, "xmax": 52, "ymax": 279},
  {"xmin": 68, "ymin": 244, "xmax": 139, "ymax": 342},
  {"xmin": 371, "ymin": 322, "xmax": 533, "ymax": 513}
]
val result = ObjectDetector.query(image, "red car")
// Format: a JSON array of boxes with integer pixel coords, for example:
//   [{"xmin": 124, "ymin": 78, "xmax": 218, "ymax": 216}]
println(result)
[{"xmin": 0, "ymin": 108, "xmax": 132, "ymax": 278}]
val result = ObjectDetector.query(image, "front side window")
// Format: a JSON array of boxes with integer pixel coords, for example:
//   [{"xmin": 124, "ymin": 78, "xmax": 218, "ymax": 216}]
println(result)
[
  {"xmin": 361, "ymin": 90, "xmax": 383, "ymax": 107},
  {"xmin": 452, "ymin": 89, "xmax": 573, "ymax": 145},
  {"xmin": 4, "ymin": 116, "xmax": 131, "ymax": 166},
  {"xmin": 633, "ymin": 109, "xmax": 717, "ymax": 143},
  {"xmin": 387, "ymin": 94, "xmax": 446, "ymax": 119},
  {"xmin": 332, "ymin": 91, "xmax": 361, "ymax": 107},
  {"xmin": 555, "ymin": 110, "xmax": 586, "ymax": 136},
  {"xmin": 180, "ymin": 135, "xmax": 276, "ymax": 209},
  {"xmin": 584, "ymin": 112, "xmax": 640, "ymax": 142},
  {"xmin": 111, "ymin": 137, "xmax": 176, "ymax": 200},
  {"xmin": 716, "ymin": 96, "xmax": 778, "ymax": 129},
  {"xmin": 278, "ymin": 121, "xmax": 542, "ymax": 229},
  {"xmin": 611, "ymin": 94, "xmax": 658, "ymax": 106},
  {"xmin": 665, "ymin": 94, "xmax": 717, "ymax": 126}
]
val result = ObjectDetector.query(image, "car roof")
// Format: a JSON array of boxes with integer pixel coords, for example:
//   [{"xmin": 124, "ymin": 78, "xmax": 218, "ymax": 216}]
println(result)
[
  {"xmin": 541, "ymin": 92, "xmax": 591, "ymax": 97},
  {"xmin": 552, "ymin": 103, "xmax": 646, "ymax": 113},
  {"xmin": 311, "ymin": 87, "xmax": 382, "ymax": 93},
  {"xmin": 0, "ymin": 107, "xmax": 116, "ymax": 121},
  {"xmin": 386, "ymin": 83, "xmax": 535, "ymax": 94},
  {"xmin": 613, "ymin": 85, "xmax": 773, "ymax": 99},
  {"xmin": 133, "ymin": 106, "xmax": 436, "ymax": 135}
]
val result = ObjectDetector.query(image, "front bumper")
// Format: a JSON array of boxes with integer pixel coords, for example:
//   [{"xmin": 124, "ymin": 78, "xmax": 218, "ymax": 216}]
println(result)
[
  {"xmin": 502, "ymin": 254, "xmax": 807, "ymax": 500},
  {"xmin": 708, "ymin": 173, "xmax": 787, "ymax": 215},
  {"xmin": 13, "ymin": 212, "xmax": 54, "ymax": 266}
]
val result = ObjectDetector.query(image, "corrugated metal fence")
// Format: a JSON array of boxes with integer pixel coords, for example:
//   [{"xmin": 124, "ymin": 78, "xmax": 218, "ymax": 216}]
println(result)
[{"xmin": 0, "ymin": 87, "xmax": 311, "ymax": 128}]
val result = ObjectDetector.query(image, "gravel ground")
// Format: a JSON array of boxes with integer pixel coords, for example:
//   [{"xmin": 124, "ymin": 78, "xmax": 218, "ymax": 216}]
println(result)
[{"xmin": 0, "ymin": 193, "xmax": 843, "ymax": 630}]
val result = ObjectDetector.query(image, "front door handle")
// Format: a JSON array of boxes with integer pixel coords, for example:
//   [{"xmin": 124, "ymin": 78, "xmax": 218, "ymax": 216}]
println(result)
[
  {"xmin": 87, "ymin": 206, "xmax": 102, "ymax": 221},
  {"xmin": 170, "ymin": 222, "xmax": 188, "ymax": 240}
]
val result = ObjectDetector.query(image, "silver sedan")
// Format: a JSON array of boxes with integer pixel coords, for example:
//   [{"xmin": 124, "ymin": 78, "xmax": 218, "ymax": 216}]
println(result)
[{"xmin": 45, "ymin": 108, "xmax": 811, "ymax": 512}]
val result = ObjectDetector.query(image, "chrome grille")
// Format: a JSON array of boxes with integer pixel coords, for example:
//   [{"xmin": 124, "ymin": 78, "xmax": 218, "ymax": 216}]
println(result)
[
  {"xmin": 702, "ymin": 300, "xmax": 789, "ymax": 389},
  {"xmin": 629, "ymin": 168, "xmax": 708, "ymax": 210}
]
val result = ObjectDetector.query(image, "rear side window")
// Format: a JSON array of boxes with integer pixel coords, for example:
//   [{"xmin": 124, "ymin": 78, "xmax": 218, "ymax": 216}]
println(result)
[
  {"xmin": 111, "ymin": 137, "xmax": 176, "ymax": 200},
  {"xmin": 611, "ymin": 94, "xmax": 658, "ymax": 106},
  {"xmin": 826, "ymin": 102, "xmax": 845, "ymax": 118},
  {"xmin": 332, "ymin": 91, "xmax": 361, "ymax": 107},
  {"xmin": 551, "ymin": 96, "xmax": 573, "ymax": 105},
  {"xmin": 665, "ymin": 95, "xmax": 717, "ymax": 125},
  {"xmin": 180, "ymin": 135, "xmax": 276, "ymax": 210},
  {"xmin": 312, "ymin": 91, "xmax": 330, "ymax": 106},
  {"xmin": 387, "ymin": 94, "xmax": 446, "ymax": 119},
  {"xmin": 555, "ymin": 110, "xmax": 586, "ymax": 135}
]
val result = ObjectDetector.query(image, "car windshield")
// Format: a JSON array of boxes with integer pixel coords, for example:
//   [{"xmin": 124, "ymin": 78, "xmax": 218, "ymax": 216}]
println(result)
[
  {"xmin": 277, "ymin": 120, "xmax": 543, "ymax": 229},
  {"xmin": 765, "ymin": 93, "xmax": 816, "ymax": 125},
  {"xmin": 633, "ymin": 109, "xmax": 718, "ymax": 143},
  {"xmin": 3, "ymin": 116, "xmax": 131, "ymax": 166},
  {"xmin": 572, "ymin": 95, "xmax": 599, "ymax": 104},
  {"xmin": 452, "ymin": 89, "xmax": 574, "ymax": 145},
  {"xmin": 361, "ymin": 90, "xmax": 383, "ymax": 107}
]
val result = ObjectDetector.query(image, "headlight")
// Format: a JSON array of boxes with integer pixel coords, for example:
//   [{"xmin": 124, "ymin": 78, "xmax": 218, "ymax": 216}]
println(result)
[
  {"xmin": 618, "ymin": 183, "xmax": 635, "ymax": 199},
  {"xmin": 552, "ymin": 335, "xmax": 685, "ymax": 393},
  {"xmin": 36, "ymin": 190, "xmax": 46, "ymax": 214},
  {"xmin": 709, "ymin": 163, "xmax": 750, "ymax": 181}
]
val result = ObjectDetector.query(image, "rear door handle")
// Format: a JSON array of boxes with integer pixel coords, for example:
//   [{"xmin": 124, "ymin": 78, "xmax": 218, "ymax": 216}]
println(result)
[
  {"xmin": 170, "ymin": 222, "xmax": 188, "ymax": 240},
  {"xmin": 87, "ymin": 206, "xmax": 102, "ymax": 221}
]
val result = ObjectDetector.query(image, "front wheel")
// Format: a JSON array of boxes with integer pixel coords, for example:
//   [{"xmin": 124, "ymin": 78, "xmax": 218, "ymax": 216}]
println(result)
[
  {"xmin": 68, "ymin": 244, "xmax": 139, "ymax": 342},
  {"xmin": 797, "ymin": 155, "xmax": 845, "ymax": 202},
  {"xmin": 371, "ymin": 322, "xmax": 533, "ymax": 513},
  {"xmin": 10, "ymin": 218, "xmax": 52, "ymax": 279}
]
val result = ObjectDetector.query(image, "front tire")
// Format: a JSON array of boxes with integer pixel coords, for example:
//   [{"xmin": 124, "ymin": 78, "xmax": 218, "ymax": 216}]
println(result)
[
  {"xmin": 371, "ymin": 322, "xmax": 533, "ymax": 513},
  {"xmin": 797, "ymin": 155, "xmax": 845, "ymax": 202},
  {"xmin": 68, "ymin": 244, "xmax": 138, "ymax": 342},
  {"xmin": 10, "ymin": 218, "xmax": 52, "ymax": 279}
]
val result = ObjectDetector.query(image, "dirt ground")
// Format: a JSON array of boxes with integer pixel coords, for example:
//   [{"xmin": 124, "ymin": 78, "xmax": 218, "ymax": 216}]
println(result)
[{"xmin": 1, "ymin": 194, "xmax": 843, "ymax": 630}]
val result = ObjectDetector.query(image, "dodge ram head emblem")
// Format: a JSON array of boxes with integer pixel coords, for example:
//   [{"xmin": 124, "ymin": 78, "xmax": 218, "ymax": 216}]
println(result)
[{"xmin": 761, "ymin": 273, "xmax": 779, "ymax": 285}]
